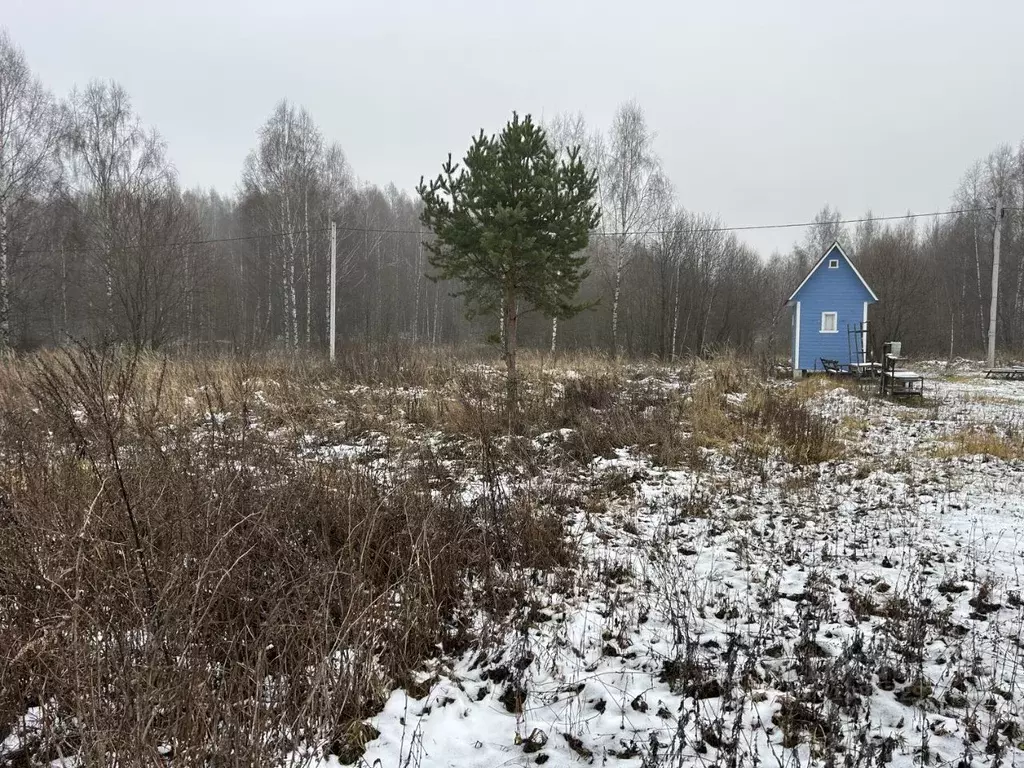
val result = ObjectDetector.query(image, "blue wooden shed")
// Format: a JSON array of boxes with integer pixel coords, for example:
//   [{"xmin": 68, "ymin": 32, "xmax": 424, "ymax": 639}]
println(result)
[{"xmin": 786, "ymin": 241, "xmax": 878, "ymax": 377}]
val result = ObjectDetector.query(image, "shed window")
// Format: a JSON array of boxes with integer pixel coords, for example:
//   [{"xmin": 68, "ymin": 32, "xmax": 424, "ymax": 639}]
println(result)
[
  {"xmin": 821, "ymin": 312, "xmax": 838, "ymax": 333},
  {"xmin": 828, "ymin": 259, "xmax": 839, "ymax": 269}
]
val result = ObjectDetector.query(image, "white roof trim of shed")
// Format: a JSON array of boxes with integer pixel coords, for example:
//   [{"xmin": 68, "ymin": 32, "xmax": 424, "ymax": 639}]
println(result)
[{"xmin": 785, "ymin": 241, "xmax": 879, "ymax": 304}]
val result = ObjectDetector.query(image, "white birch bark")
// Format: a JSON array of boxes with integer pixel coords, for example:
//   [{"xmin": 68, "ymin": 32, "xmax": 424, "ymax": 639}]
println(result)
[
  {"xmin": 987, "ymin": 196, "xmax": 1003, "ymax": 368},
  {"xmin": 0, "ymin": 206, "xmax": 8, "ymax": 347}
]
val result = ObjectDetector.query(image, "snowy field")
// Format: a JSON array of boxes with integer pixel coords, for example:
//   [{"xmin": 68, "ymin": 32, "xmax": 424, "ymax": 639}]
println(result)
[
  {"xmin": 352, "ymin": 368, "xmax": 1024, "ymax": 768},
  {"xmin": 3, "ymin": 357, "xmax": 1024, "ymax": 767}
]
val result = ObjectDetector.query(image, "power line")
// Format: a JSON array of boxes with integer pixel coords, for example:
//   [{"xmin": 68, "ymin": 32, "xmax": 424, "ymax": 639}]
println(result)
[
  {"xmin": 658, "ymin": 207, "xmax": 1000, "ymax": 235},
  {"xmin": 20, "ymin": 227, "xmax": 334, "ymax": 256},
  {"xmin": 18, "ymin": 206, "xmax": 1009, "ymax": 257}
]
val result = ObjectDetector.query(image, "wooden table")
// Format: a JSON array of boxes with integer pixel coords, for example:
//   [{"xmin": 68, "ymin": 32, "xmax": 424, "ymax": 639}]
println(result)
[
  {"xmin": 849, "ymin": 362, "xmax": 882, "ymax": 379},
  {"xmin": 984, "ymin": 368, "xmax": 1024, "ymax": 380}
]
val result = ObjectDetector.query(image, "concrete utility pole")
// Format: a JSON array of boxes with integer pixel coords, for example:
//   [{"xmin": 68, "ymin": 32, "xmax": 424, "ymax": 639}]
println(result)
[
  {"xmin": 987, "ymin": 198, "xmax": 1004, "ymax": 369},
  {"xmin": 329, "ymin": 220, "xmax": 337, "ymax": 363}
]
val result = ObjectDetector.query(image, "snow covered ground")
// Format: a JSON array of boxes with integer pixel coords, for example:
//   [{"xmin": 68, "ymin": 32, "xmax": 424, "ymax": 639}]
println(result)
[
  {"xmin": 5, "ymin": 363, "xmax": 1024, "ymax": 767},
  {"xmin": 351, "ymin": 370, "xmax": 1024, "ymax": 768}
]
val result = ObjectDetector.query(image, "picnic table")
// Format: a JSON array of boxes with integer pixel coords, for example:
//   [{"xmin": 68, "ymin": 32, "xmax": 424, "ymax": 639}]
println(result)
[
  {"xmin": 984, "ymin": 367, "xmax": 1024, "ymax": 380},
  {"xmin": 848, "ymin": 362, "xmax": 882, "ymax": 379}
]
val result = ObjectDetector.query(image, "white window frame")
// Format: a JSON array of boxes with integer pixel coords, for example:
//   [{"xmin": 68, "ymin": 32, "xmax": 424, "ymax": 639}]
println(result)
[
  {"xmin": 820, "ymin": 311, "xmax": 838, "ymax": 333},
  {"xmin": 828, "ymin": 259, "xmax": 839, "ymax": 269}
]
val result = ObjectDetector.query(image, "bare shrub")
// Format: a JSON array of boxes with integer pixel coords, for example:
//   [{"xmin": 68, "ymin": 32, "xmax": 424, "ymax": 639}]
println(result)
[{"xmin": 0, "ymin": 344, "xmax": 572, "ymax": 765}]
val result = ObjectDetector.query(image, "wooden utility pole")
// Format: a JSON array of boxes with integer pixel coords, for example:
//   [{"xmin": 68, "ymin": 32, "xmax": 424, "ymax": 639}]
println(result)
[
  {"xmin": 329, "ymin": 220, "xmax": 337, "ymax": 362},
  {"xmin": 987, "ymin": 197, "xmax": 1004, "ymax": 369}
]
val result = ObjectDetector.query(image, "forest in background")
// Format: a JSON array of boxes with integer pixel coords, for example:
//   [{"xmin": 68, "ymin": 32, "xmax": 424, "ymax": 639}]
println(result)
[{"xmin": 2, "ymin": 28, "xmax": 1022, "ymax": 361}]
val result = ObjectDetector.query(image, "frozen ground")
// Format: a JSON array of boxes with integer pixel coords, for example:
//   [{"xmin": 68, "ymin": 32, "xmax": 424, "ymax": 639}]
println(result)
[{"xmin": 350, "ymin": 369, "xmax": 1024, "ymax": 768}]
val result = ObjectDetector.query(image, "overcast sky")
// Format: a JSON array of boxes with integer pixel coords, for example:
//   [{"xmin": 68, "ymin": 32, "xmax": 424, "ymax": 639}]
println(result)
[{"xmin": 6, "ymin": 0, "xmax": 1024, "ymax": 255}]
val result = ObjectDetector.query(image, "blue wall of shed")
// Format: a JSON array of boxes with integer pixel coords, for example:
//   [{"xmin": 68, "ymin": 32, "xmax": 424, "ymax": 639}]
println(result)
[{"xmin": 791, "ymin": 247, "xmax": 876, "ymax": 371}]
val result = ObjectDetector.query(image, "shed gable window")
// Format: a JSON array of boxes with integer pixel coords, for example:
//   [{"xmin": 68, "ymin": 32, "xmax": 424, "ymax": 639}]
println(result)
[
  {"xmin": 828, "ymin": 259, "xmax": 839, "ymax": 269},
  {"xmin": 821, "ymin": 312, "xmax": 838, "ymax": 333}
]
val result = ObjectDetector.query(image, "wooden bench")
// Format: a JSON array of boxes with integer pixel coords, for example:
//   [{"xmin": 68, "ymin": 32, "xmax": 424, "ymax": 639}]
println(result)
[{"xmin": 820, "ymin": 358, "xmax": 847, "ymax": 376}]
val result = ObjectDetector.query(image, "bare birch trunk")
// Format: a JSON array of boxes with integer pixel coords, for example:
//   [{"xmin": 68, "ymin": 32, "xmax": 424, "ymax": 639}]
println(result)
[
  {"xmin": 974, "ymin": 223, "xmax": 986, "ymax": 348},
  {"xmin": 0, "ymin": 204, "xmax": 9, "ymax": 349},
  {"xmin": 958, "ymin": 279, "xmax": 965, "ymax": 361},
  {"xmin": 303, "ymin": 187, "xmax": 311, "ymax": 348},
  {"xmin": 550, "ymin": 317, "xmax": 557, "ymax": 354},
  {"xmin": 413, "ymin": 231, "xmax": 422, "ymax": 342},
  {"xmin": 987, "ymin": 197, "xmax": 1004, "ymax": 368},
  {"xmin": 106, "ymin": 268, "xmax": 114, "ymax": 335},
  {"xmin": 185, "ymin": 247, "xmax": 193, "ymax": 349},
  {"xmin": 1013, "ymin": 248, "xmax": 1024, "ymax": 350},
  {"xmin": 611, "ymin": 239, "xmax": 624, "ymax": 356},
  {"xmin": 289, "ymin": 254, "xmax": 297, "ymax": 352},
  {"xmin": 284, "ymin": 198, "xmax": 299, "ymax": 353},
  {"xmin": 670, "ymin": 265, "xmax": 681, "ymax": 361},
  {"xmin": 61, "ymin": 244, "xmax": 68, "ymax": 337},
  {"xmin": 949, "ymin": 301, "xmax": 955, "ymax": 363},
  {"xmin": 700, "ymin": 293, "xmax": 714, "ymax": 356},
  {"xmin": 280, "ymin": 243, "xmax": 291, "ymax": 350},
  {"xmin": 431, "ymin": 282, "xmax": 440, "ymax": 347}
]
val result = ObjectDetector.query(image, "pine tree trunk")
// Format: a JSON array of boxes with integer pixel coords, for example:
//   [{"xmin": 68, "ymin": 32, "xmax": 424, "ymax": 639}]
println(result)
[{"xmin": 0, "ymin": 204, "xmax": 9, "ymax": 349}]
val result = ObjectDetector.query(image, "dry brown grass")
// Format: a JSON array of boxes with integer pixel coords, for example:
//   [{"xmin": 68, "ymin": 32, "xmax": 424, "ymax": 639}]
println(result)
[
  {"xmin": 934, "ymin": 425, "xmax": 1024, "ymax": 461},
  {"xmin": 0, "ymin": 343, "xmax": 573, "ymax": 765},
  {"xmin": 0, "ymin": 344, "xmax": 853, "ymax": 764}
]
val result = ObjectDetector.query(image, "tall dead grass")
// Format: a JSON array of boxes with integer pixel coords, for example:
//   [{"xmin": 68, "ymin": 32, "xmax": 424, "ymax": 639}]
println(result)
[
  {"xmin": 0, "ymin": 344, "xmax": 846, "ymax": 764},
  {"xmin": 0, "ymin": 344, "xmax": 571, "ymax": 766}
]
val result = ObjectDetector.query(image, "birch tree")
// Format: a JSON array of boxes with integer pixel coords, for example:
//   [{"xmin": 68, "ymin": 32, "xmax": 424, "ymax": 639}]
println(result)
[
  {"xmin": 0, "ymin": 31, "xmax": 62, "ymax": 348},
  {"xmin": 241, "ymin": 101, "xmax": 349, "ymax": 351},
  {"xmin": 66, "ymin": 80, "xmax": 196, "ymax": 347},
  {"xmin": 545, "ymin": 111, "xmax": 595, "ymax": 354},
  {"xmin": 603, "ymin": 101, "xmax": 666, "ymax": 355},
  {"xmin": 983, "ymin": 146, "xmax": 1016, "ymax": 365},
  {"xmin": 954, "ymin": 162, "xmax": 990, "ymax": 346},
  {"xmin": 799, "ymin": 204, "xmax": 847, "ymax": 265}
]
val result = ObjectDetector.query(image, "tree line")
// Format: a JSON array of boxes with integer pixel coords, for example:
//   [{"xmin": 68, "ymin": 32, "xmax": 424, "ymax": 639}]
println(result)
[{"xmin": 1, "ymin": 28, "xmax": 1021, "ymax": 360}]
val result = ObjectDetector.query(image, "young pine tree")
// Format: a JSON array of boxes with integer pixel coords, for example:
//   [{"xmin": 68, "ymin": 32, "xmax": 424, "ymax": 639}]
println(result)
[{"xmin": 418, "ymin": 112, "xmax": 599, "ymax": 419}]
